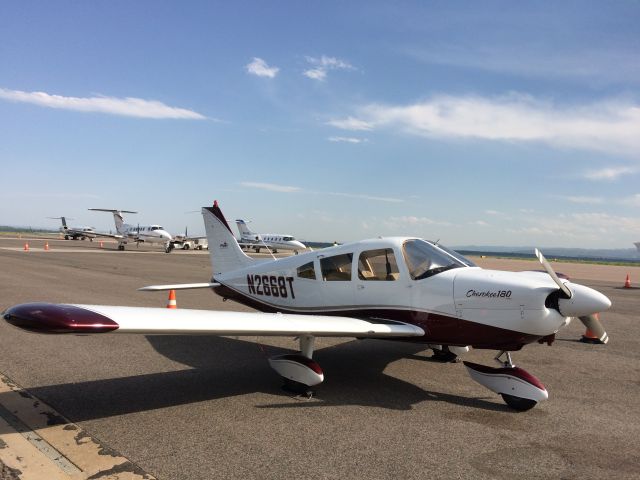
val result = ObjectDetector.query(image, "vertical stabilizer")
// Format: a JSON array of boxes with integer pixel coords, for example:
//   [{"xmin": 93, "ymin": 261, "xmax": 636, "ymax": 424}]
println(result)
[
  {"xmin": 235, "ymin": 219, "xmax": 254, "ymax": 238},
  {"xmin": 60, "ymin": 217, "xmax": 68, "ymax": 230},
  {"xmin": 203, "ymin": 203, "xmax": 254, "ymax": 276},
  {"xmin": 88, "ymin": 209, "xmax": 137, "ymax": 236}
]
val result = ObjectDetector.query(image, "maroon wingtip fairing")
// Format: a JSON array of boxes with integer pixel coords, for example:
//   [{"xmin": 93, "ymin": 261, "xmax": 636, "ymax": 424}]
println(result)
[
  {"xmin": 3, "ymin": 303, "xmax": 119, "ymax": 334},
  {"xmin": 463, "ymin": 361, "xmax": 546, "ymax": 391}
]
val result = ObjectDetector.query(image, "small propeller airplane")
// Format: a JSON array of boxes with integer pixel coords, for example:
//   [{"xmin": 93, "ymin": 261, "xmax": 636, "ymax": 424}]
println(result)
[{"xmin": 3, "ymin": 202, "xmax": 611, "ymax": 411}]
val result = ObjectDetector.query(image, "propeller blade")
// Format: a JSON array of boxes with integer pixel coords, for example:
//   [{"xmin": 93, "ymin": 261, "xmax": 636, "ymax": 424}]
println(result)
[
  {"xmin": 578, "ymin": 314, "xmax": 609, "ymax": 344},
  {"xmin": 534, "ymin": 248, "xmax": 572, "ymax": 298}
]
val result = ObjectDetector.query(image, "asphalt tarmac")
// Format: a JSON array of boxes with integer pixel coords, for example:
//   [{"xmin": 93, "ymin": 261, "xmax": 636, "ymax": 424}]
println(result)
[{"xmin": 1, "ymin": 236, "xmax": 639, "ymax": 479}]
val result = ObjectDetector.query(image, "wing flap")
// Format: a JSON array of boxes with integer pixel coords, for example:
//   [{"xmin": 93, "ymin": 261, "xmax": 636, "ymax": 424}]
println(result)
[{"xmin": 3, "ymin": 303, "xmax": 424, "ymax": 338}]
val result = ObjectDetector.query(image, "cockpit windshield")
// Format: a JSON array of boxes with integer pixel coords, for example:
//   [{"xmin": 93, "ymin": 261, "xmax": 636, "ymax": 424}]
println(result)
[
  {"xmin": 402, "ymin": 239, "xmax": 466, "ymax": 280},
  {"xmin": 428, "ymin": 242, "xmax": 477, "ymax": 267},
  {"xmin": 151, "ymin": 226, "xmax": 163, "ymax": 231},
  {"xmin": 282, "ymin": 236, "xmax": 294, "ymax": 241}
]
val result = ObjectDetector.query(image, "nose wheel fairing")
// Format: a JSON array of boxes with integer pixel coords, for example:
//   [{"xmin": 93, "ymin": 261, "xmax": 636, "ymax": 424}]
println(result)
[{"xmin": 463, "ymin": 355, "xmax": 548, "ymax": 411}]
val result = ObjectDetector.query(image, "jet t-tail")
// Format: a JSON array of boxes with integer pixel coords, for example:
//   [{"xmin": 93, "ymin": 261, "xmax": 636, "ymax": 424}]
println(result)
[{"xmin": 4, "ymin": 201, "xmax": 611, "ymax": 411}]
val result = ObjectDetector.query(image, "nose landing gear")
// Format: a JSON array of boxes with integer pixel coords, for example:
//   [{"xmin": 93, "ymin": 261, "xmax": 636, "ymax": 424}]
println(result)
[{"xmin": 464, "ymin": 351, "xmax": 548, "ymax": 411}]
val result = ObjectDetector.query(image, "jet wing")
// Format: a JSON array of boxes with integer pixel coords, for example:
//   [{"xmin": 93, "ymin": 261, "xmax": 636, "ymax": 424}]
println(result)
[{"xmin": 3, "ymin": 303, "xmax": 424, "ymax": 338}]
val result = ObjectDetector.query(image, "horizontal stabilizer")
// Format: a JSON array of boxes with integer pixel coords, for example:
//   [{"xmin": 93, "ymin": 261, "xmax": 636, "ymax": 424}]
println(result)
[{"xmin": 138, "ymin": 283, "xmax": 219, "ymax": 291}]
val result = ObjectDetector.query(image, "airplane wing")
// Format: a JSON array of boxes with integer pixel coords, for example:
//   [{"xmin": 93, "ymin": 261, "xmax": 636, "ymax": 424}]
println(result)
[
  {"xmin": 84, "ymin": 231, "xmax": 124, "ymax": 240},
  {"xmin": 3, "ymin": 303, "xmax": 424, "ymax": 338}
]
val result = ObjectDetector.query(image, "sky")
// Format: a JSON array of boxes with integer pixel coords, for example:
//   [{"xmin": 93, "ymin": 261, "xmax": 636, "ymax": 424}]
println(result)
[{"xmin": 1, "ymin": 1, "xmax": 639, "ymax": 248}]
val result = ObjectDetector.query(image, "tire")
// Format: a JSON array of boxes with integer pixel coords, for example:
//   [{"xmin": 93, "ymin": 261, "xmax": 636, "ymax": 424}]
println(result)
[
  {"xmin": 118, "ymin": 245, "xmax": 125, "ymax": 251},
  {"xmin": 501, "ymin": 394, "xmax": 537, "ymax": 411}
]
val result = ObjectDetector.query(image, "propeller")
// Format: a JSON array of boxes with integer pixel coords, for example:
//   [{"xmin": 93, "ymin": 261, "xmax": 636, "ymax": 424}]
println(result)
[
  {"xmin": 534, "ymin": 248, "xmax": 571, "ymax": 298},
  {"xmin": 534, "ymin": 248, "xmax": 610, "ymax": 343}
]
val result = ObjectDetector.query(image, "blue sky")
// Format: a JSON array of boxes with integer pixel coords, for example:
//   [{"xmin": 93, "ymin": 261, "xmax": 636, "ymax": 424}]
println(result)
[{"xmin": 1, "ymin": 1, "xmax": 639, "ymax": 248}]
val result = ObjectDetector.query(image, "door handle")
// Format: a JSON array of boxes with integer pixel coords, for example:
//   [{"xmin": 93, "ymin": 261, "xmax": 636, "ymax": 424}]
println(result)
[{"xmin": 357, "ymin": 285, "xmax": 365, "ymax": 290}]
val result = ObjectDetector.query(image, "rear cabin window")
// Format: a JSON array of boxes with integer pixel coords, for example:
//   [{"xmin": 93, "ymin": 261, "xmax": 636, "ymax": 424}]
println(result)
[
  {"xmin": 297, "ymin": 262, "xmax": 316, "ymax": 280},
  {"xmin": 320, "ymin": 253, "xmax": 353, "ymax": 281},
  {"xmin": 358, "ymin": 249, "xmax": 400, "ymax": 281}
]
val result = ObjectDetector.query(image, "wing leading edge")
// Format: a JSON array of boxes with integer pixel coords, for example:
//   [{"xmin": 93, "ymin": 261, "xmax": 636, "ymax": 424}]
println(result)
[{"xmin": 3, "ymin": 303, "xmax": 424, "ymax": 338}]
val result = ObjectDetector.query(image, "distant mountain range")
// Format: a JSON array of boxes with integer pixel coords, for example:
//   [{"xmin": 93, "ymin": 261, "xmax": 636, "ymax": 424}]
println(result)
[{"xmin": 455, "ymin": 245, "xmax": 640, "ymax": 263}]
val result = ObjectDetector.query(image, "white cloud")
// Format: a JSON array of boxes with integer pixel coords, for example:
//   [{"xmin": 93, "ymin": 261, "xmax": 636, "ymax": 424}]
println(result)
[
  {"xmin": 326, "ymin": 116, "xmax": 373, "ymax": 131},
  {"xmin": 484, "ymin": 210, "xmax": 503, "ymax": 216},
  {"xmin": 385, "ymin": 216, "xmax": 451, "ymax": 227},
  {"xmin": 582, "ymin": 166, "xmax": 637, "ymax": 181},
  {"xmin": 507, "ymin": 212, "xmax": 640, "ymax": 240},
  {"xmin": 245, "ymin": 57, "xmax": 279, "ymax": 78},
  {"xmin": 0, "ymin": 87, "xmax": 206, "ymax": 119},
  {"xmin": 328, "ymin": 136, "xmax": 367, "ymax": 144},
  {"xmin": 327, "ymin": 94, "xmax": 640, "ymax": 157},
  {"xmin": 240, "ymin": 181, "xmax": 402, "ymax": 203},
  {"xmin": 239, "ymin": 181, "xmax": 301, "ymax": 193},
  {"xmin": 564, "ymin": 196, "xmax": 604, "ymax": 204},
  {"xmin": 303, "ymin": 69, "xmax": 327, "ymax": 81},
  {"xmin": 620, "ymin": 194, "xmax": 640, "ymax": 207},
  {"xmin": 303, "ymin": 55, "xmax": 354, "ymax": 81},
  {"xmin": 470, "ymin": 220, "xmax": 489, "ymax": 226},
  {"xmin": 328, "ymin": 192, "xmax": 403, "ymax": 203}
]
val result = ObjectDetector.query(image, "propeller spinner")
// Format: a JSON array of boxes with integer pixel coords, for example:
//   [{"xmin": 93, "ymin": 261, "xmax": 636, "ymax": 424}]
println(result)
[{"xmin": 535, "ymin": 248, "xmax": 610, "ymax": 343}]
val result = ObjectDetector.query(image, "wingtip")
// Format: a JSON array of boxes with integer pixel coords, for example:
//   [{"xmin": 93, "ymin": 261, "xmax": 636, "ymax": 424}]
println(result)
[{"xmin": 3, "ymin": 303, "xmax": 119, "ymax": 334}]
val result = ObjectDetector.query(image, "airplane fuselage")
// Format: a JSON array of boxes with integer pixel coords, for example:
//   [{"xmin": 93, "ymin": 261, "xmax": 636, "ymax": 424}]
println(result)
[
  {"xmin": 121, "ymin": 224, "xmax": 172, "ymax": 245},
  {"xmin": 212, "ymin": 237, "xmax": 572, "ymax": 351},
  {"xmin": 240, "ymin": 233, "xmax": 306, "ymax": 252}
]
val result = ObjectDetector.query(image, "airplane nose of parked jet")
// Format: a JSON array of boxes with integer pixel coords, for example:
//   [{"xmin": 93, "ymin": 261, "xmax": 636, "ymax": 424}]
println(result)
[{"xmin": 557, "ymin": 283, "xmax": 612, "ymax": 318}]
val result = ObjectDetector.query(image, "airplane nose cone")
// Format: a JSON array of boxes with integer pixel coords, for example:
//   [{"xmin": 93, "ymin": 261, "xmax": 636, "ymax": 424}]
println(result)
[{"xmin": 558, "ymin": 283, "xmax": 612, "ymax": 317}]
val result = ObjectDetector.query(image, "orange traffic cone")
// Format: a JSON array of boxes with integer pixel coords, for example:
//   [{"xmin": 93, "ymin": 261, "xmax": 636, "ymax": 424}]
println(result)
[
  {"xmin": 166, "ymin": 290, "xmax": 177, "ymax": 309},
  {"xmin": 23, "ymin": 243, "xmax": 29, "ymax": 251},
  {"xmin": 44, "ymin": 242, "xmax": 50, "ymax": 251},
  {"xmin": 624, "ymin": 274, "xmax": 631, "ymax": 289}
]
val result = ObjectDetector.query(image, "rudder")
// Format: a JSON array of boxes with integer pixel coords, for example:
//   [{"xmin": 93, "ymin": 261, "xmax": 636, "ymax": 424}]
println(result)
[{"xmin": 203, "ymin": 202, "xmax": 254, "ymax": 276}]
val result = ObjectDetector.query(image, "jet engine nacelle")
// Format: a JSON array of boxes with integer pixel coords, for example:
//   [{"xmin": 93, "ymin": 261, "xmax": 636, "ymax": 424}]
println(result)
[{"xmin": 268, "ymin": 354, "xmax": 324, "ymax": 386}]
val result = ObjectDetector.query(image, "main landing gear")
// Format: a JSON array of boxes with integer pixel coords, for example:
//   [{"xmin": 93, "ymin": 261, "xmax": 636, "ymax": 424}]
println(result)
[
  {"xmin": 268, "ymin": 335, "xmax": 323, "ymax": 398},
  {"xmin": 464, "ymin": 351, "xmax": 548, "ymax": 411}
]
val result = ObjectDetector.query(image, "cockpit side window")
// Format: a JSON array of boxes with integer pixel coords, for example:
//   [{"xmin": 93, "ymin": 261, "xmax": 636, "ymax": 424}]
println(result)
[
  {"xmin": 297, "ymin": 261, "xmax": 316, "ymax": 280},
  {"xmin": 402, "ymin": 239, "xmax": 465, "ymax": 280},
  {"xmin": 320, "ymin": 253, "xmax": 353, "ymax": 281},
  {"xmin": 358, "ymin": 249, "xmax": 399, "ymax": 281}
]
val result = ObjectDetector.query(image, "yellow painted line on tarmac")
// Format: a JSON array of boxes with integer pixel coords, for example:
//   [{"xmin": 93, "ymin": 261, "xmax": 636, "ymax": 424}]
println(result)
[{"xmin": 0, "ymin": 373, "xmax": 155, "ymax": 480}]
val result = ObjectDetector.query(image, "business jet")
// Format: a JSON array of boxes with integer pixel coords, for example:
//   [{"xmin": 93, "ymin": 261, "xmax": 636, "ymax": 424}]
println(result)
[
  {"xmin": 3, "ymin": 202, "xmax": 611, "ymax": 411},
  {"xmin": 88, "ymin": 209, "xmax": 174, "ymax": 253},
  {"xmin": 48, "ymin": 216, "xmax": 97, "ymax": 241},
  {"xmin": 236, "ymin": 219, "xmax": 306, "ymax": 253}
]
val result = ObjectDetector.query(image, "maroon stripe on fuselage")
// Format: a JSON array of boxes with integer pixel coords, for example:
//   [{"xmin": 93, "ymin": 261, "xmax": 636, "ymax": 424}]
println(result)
[
  {"xmin": 3, "ymin": 303, "xmax": 119, "ymax": 334},
  {"xmin": 212, "ymin": 284, "xmax": 539, "ymax": 351}
]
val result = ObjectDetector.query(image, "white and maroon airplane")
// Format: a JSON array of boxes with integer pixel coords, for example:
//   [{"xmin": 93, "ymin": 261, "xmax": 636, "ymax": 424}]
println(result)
[{"xmin": 3, "ymin": 202, "xmax": 611, "ymax": 411}]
